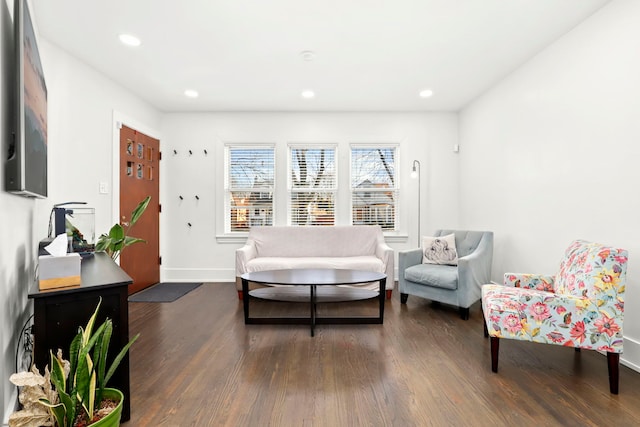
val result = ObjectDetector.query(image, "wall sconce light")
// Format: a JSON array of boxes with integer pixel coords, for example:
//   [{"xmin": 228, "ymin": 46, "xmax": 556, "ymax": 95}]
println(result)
[{"xmin": 411, "ymin": 160, "xmax": 421, "ymax": 247}]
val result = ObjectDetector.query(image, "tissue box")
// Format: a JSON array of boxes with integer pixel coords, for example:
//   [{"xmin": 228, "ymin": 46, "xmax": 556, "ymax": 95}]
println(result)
[{"xmin": 38, "ymin": 253, "xmax": 81, "ymax": 290}]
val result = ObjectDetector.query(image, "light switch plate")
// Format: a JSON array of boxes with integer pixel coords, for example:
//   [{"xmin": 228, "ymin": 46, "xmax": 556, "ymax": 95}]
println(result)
[{"xmin": 99, "ymin": 181, "xmax": 109, "ymax": 194}]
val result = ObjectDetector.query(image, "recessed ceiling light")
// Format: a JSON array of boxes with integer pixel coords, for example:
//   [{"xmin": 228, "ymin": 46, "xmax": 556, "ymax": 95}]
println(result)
[
  {"xmin": 119, "ymin": 34, "xmax": 141, "ymax": 47},
  {"xmin": 301, "ymin": 90, "xmax": 315, "ymax": 99},
  {"xmin": 184, "ymin": 89, "xmax": 199, "ymax": 98},
  {"xmin": 419, "ymin": 89, "xmax": 434, "ymax": 98}
]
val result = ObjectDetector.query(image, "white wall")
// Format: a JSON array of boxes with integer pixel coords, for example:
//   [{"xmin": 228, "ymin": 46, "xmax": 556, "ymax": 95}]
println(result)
[
  {"xmin": 0, "ymin": 5, "xmax": 161, "ymax": 421},
  {"xmin": 1, "ymin": 0, "xmax": 43, "ymax": 421},
  {"xmin": 459, "ymin": 0, "xmax": 640, "ymax": 370},
  {"xmin": 159, "ymin": 112, "xmax": 459, "ymax": 282},
  {"xmin": 41, "ymin": 40, "xmax": 162, "ymax": 236}
]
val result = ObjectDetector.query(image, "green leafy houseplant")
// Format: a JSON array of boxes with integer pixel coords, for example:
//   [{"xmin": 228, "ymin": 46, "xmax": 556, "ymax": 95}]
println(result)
[
  {"xmin": 95, "ymin": 196, "xmax": 151, "ymax": 260},
  {"xmin": 9, "ymin": 300, "xmax": 139, "ymax": 427}
]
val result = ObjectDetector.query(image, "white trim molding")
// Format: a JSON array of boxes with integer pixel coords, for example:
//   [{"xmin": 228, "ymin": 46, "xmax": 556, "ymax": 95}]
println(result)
[
  {"xmin": 622, "ymin": 336, "xmax": 640, "ymax": 373},
  {"xmin": 161, "ymin": 267, "xmax": 236, "ymax": 283},
  {"xmin": 3, "ymin": 388, "xmax": 18, "ymax": 426}
]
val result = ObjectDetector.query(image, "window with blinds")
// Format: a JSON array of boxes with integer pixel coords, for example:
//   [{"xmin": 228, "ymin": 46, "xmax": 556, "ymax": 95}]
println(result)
[
  {"xmin": 225, "ymin": 146, "xmax": 275, "ymax": 232},
  {"xmin": 351, "ymin": 146, "xmax": 397, "ymax": 230},
  {"xmin": 289, "ymin": 146, "xmax": 336, "ymax": 226}
]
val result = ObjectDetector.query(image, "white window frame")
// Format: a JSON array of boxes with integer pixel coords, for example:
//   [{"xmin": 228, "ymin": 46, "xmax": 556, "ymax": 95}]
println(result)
[
  {"xmin": 287, "ymin": 143, "xmax": 338, "ymax": 226},
  {"xmin": 350, "ymin": 144, "xmax": 399, "ymax": 231},
  {"xmin": 224, "ymin": 144, "xmax": 275, "ymax": 233}
]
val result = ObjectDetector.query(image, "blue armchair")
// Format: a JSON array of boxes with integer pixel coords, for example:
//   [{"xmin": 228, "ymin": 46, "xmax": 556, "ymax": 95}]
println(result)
[{"xmin": 399, "ymin": 230, "xmax": 493, "ymax": 319}]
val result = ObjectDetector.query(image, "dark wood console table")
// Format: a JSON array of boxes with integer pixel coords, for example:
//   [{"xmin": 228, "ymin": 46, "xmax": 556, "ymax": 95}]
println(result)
[{"xmin": 28, "ymin": 252, "xmax": 133, "ymax": 421}]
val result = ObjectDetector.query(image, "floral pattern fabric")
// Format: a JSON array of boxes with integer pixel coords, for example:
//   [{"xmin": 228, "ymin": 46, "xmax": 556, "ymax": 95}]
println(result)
[
  {"xmin": 482, "ymin": 240, "xmax": 628, "ymax": 353},
  {"xmin": 503, "ymin": 273, "xmax": 555, "ymax": 292}
]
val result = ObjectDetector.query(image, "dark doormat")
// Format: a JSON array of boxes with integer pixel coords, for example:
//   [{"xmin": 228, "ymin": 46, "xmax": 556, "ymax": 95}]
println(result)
[{"xmin": 128, "ymin": 282, "xmax": 202, "ymax": 303}]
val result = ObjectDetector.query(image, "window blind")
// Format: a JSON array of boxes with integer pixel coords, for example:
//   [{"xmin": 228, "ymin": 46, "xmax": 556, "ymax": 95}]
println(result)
[
  {"xmin": 226, "ymin": 146, "xmax": 275, "ymax": 232},
  {"xmin": 289, "ymin": 147, "xmax": 336, "ymax": 226},
  {"xmin": 350, "ymin": 147, "xmax": 397, "ymax": 230}
]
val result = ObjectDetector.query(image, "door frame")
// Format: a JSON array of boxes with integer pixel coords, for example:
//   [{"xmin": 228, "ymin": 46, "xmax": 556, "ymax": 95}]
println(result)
[{"xmin": 111, "ymin": 110, "xmax": 162, "ymax": 280}]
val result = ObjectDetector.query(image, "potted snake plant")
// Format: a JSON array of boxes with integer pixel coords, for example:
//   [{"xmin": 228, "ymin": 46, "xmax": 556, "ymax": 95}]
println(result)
[{"xmin": 9, "ymin": 300, "xmax": 139, "ymax": 427}]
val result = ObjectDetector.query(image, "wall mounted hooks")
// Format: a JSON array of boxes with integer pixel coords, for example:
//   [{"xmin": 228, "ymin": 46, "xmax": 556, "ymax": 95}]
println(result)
[
  {"xmin": 172, "ymin": 148, "xmax": 210, "ymax": 156},
  {"xmin": 179, "ymin": 195, "xmax": 183, "ymax": 200},
  {"xmin": 195, "ymin": 195, "xmax": 200, "ymax": 200},
  {"xmin": 187, "ymin": 222, "xmax": 192, "ymax": 227}
]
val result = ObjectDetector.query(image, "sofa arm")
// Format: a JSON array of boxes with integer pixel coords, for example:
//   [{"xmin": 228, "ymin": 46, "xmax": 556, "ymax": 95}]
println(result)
[
  {"xmin": 235, "ymin": 240, "xmax": 257, "ymax": 276},
  {"xmin": 376, "ymin": 241, "xmax": 395, "ymax": 286},
  {"xmin": 399, "ymin": 249, "xmax": 423, "ymax": 271},
  {"xmin": 504, "ymin": 273, "xmax": 555, "ymax": 292},
  {"xmin": 457, "ymin": 252, "xmax": 488, "ymax": 309},
  {"xmin": 398, "ymin": 249, "xmax": 422, "ymax": 294}
]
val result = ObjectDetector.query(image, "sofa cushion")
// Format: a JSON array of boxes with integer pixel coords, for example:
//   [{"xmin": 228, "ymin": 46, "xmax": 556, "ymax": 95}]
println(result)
[
  {"xmin": 245, "ymin": 256, "xmax": 385, "ymax": 274},
  {"xmin": 404, "ymin": 263, "xmax": 458, "ymax": 290}
]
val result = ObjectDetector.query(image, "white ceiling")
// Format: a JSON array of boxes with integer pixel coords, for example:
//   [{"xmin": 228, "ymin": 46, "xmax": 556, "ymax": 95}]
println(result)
[{"xmin": 33, "ymin": 0, "xmax": 609, "ymax": 113}]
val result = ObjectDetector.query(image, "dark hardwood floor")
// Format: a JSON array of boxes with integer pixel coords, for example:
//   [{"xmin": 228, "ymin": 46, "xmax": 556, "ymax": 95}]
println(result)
[{"xmin": 125, "ymin": 283, "xmax": 640, "ymax": 426}]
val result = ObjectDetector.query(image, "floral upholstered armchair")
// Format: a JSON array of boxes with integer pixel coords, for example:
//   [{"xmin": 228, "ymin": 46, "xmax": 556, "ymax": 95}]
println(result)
[{"xmin": 482, "ymin": 240, "xmax": 628, "ymax": 393}]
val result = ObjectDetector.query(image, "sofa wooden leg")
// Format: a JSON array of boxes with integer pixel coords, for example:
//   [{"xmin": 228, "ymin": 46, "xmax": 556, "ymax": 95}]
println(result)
[
  {"xmin": 608, "ymin": 352, "xmax": 620, "ymax": 394},
  {"xmin": 400, "ymin": 293, "xmax": 408, "ymax": 304},
  {"xmin": 459, "ymin": 307, "xmax": 470, "ymax": 320},
  {"xmin": 490, "ymin": 337, "xmax": 499, "ymax": 373},
  {"xmin": 386, "ymin": 289, "xmax": 392, "ymax": 300},
  {"xmin": 237, "ymin": 290, "xmax": 243, "ymax": 300}
]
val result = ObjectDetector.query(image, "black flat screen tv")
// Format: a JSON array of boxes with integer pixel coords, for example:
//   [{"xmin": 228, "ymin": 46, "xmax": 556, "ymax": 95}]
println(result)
[{"xmin": 5, "ymin": 0, "xmax": 47, "ymax": 198}]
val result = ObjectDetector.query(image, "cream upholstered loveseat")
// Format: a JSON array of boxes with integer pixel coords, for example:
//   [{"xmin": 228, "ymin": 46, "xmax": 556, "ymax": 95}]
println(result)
[{"xmin": 235, "ymin": 225, "xmax": 394, "ymax": 299}]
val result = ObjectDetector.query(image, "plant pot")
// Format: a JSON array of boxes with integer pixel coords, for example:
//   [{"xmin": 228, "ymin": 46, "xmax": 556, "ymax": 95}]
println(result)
[{"xmin": 88, "ymin": 388, "xmax": 124, "ymax": 427}]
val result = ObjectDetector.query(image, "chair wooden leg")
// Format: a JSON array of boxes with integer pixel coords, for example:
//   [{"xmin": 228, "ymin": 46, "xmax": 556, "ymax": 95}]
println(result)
[
  {"xmin": 481, "ymin": 306, "xmax": 489, "ymax": 337},
  {"xmin": 607, "ymin": 352, "xmax": 620, "ymax": 394},
  {"xmin": 400, "ymin": 293, "xmax": 408, "ymax": 304},
  {"xmin": 490, "ymin": 337, "xmax": 499, "ymax": 373},
  {"xmin": 459, "ymin": 307, "xmax": 470, "ymax": 320},
  {"xmin": 237, "ymin": 290, "xmax": 243, "ymax": 300},
  {"xmin": 386, "ymin": 289, "xmax": 392, "ymax": 300}
]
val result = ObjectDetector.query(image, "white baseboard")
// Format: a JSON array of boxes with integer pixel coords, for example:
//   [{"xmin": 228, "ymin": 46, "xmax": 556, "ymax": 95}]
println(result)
[
  {"xmin": 622, "ymin": 335, "xmax": 640, "ymax": 373},
  {"xmin": 161, "ymin": 267, "xmax": 235, "ymax": 283},
  {"xmin": 3, "ymin": 387, "xmax": 17, "ymax": 426}
]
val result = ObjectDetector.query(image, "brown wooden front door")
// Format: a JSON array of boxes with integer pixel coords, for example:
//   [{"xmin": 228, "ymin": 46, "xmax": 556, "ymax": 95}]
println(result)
[{"xmin": 119, "ymin": 125, "xmax": 160, "ymax": 295}]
